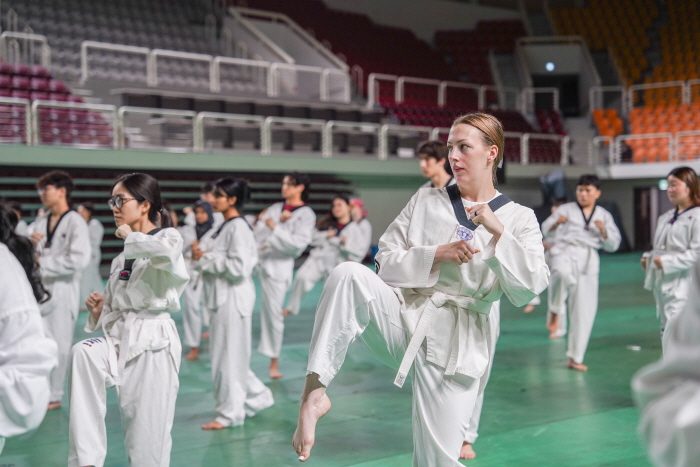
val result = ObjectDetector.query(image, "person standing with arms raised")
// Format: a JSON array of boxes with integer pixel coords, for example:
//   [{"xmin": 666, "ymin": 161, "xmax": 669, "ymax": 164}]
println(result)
[
  {"xmin": 32, "ymin": 170, "xmax": 91, "ymax": 411},
  {"xmin": 254, "ymin": 172, "xmax": 316, "ymax": 379}
]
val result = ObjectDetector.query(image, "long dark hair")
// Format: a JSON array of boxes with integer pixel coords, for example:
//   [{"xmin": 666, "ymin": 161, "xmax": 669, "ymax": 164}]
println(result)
[
  {"xmin": 284, "ymin": 172, "xmax": 311, "ymax": 202},
  {"xmin": 0, "ymin": 203, "xmax": 50, "ymax": 303},
  {"xmin": 213, "ymin": 177, "xmax": 251, "ymax": 212},
  {"xmin": 112, "ymin": 173, "xmax": 172, "ymax": 228},
  {"xmin": 668, "ymin": 166, "xmax": 700, "ymax": 207},
  {"xmin": 316, "ymin": 195, "xmax": 349, "ymax": 231}
]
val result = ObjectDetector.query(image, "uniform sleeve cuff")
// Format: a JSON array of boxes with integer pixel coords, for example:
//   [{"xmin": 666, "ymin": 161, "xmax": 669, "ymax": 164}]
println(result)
[{"xmin": 482, "ymin": 230, "xmax": 516, "ymax": 265}]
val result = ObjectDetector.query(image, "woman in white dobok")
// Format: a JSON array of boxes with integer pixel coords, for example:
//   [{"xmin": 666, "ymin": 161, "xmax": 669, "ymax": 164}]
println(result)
[
  {"xmin": 641, "ymin": 166, "xmax": 700, "ymax": 351},
  {"xmin": 283, "ymin": 195, "xmax": 371, "ymax": 317},
  {"xmin": 292, "ymin": 112, "xmax": 549, "ymax": 466}
]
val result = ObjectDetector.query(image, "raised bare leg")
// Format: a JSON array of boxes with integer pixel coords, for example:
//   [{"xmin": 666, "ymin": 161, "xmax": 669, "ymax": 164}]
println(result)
[
  {"xmin": 293, "ymin": 373, "xmax": 331, "ymax": 462},
  {"xmin": 547, "ymin": 312, "xmax": 559, "ymax": 334},
  {"xmin": 523, "ymin": 304, "xmax": 535, "ymax": 313}
]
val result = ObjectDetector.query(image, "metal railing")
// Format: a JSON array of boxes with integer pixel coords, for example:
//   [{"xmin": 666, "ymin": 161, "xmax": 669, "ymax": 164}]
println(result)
[
  {"xmin": 628, "ymin": 80, "xmax": 686, "ymax": 109},
  {"xmin": 322, "ymin": 120, "xmax": 381, "ymax": 158},
  {"xmin": 589, "ymin": 86, "xmax": 627, "ymax": 116},
  {"xmin": 521, "ymin": 133, "xmax": 570, "ymax": 165},
  {"xmin": 194, "ymin": 112, "xmax": 264, "ymax": 152},
  {"xmin": 0, "ymin": 96, "xmax": 31, "ymax": 143},
  {"xmin": 261, "ymin": 116, "xmax": 326, "ymax": 156},
  {"xmin": 117, "ymin": 106, "xmax": 196, "ymax": 150},
  {"xmin": 79, "ymin": 40, "xmax": 350, "ymax": 103},
  {"xmin": 80, "ymin": 41, "xmax": 150, "ymax": 85},
  {"xmin": 378, "ymin": 124, "xmax": 434, "ymax": 161},
  {"xmin": 520, "ymin": 87, "xmax": 560, "ymax": 114},
  {"xmin": 0, "ymin": 31, "xmax": 51, "ymax": 69},
  {"xmin": 396, "ymin": 77, "xmax": 441, "ymax": 104},
  {"xmin": 674, "ymin": 130, "xmax": 700, "ymax": 161},
  {"xmin": 613, "ymin": 132, "xmax": 673, "ymax": 164},
  {"xmin": 30, "ymin": 100, "xmax": 117, "ymax": 147},
  {"xmin": 588, "ymin": 135, "xmax": 614, "ymax": 166}
]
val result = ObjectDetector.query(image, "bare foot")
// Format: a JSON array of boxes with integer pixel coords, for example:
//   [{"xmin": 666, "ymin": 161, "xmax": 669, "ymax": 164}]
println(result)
[
  {"xmin": 460, "ymin": 442, "xmax": 477, "ymax": 459},
  {"xmin": 201, "ymin": 331, "xmax": 210, "ymax": 339},
  {"xmin": 547, "ymin": 312, "xmax": 559, "ymax": 334},
  {"xmin": 185, "ymin": 347, "xmax": 199, "ymax": 361},
  {"xmin": 567, "ymin": 358, "xmax": 588, "ymax": 371},
  {"xmin": 47, "ymin": 401, "xmax": 62, "ymax": 411},
  {"xmin": 282, "ymin": 309, "xmax": 292, "ymax": 317},
  {"xmin": 523, "ymin": 304, "xmax": 535, "ymax": 313},
  {"xmin": 293, "ymin": 373, "xmax": 332, "ymax": 462},
  {"xmin": 201, "ymin": 420, "xmax": 227, "ymax": 430},
  {"xmin": 549, "ymin": 329, "xmax": 566, "ymax": 339},
  {"xmin": 270, "ymin": 358, "xmax": 283, "ymax": 379}
]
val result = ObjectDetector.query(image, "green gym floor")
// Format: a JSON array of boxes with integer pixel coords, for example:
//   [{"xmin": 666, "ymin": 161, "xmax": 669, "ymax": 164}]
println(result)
[{"xmin": 3, "ymin": 253, "xmax": 659, "ymax": 466}]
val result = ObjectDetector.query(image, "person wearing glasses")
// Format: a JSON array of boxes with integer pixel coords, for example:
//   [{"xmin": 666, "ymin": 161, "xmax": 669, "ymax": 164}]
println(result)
[
  {"xmin": 68, "ymin": 173, "xmax": 189, "ymax": 467},
  {"xmin": 31, "ymin": 170, "xmax": 91, "ymax": 411},
  {"xmin": 253, "ymin": 172, "xmax": 316, "ymax": 379}
]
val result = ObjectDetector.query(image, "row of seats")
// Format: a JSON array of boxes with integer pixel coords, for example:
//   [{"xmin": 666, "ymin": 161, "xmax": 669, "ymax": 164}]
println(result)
[
  {"xmin": 629, "ymin": 103, "xmax": 700, "ymax": 135},
  {"xmin": 239, "ymin": 0, "xmax": 456, "ymax": 83},
  {"xmin": 551, "ymin": 0, "xmax": 658, "ymax": 86},
  {"xmin": 536, "ymin": 110, "xmax": 566, "ymax": 136},
  {"xmin": 435, "ymin": 20, "xmax": 526, "ymax": 85},
  {"xmin": 646, "ymin": 0, "xmax": 700, "ymax": 83},
  {"xmin": 592, "ymin": 109, "xmax": 625, "ymax": 139}
]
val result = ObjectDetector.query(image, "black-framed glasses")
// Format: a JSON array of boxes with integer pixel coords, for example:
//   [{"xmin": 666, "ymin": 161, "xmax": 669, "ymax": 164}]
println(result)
[{"xmin": 108, "ymin": 196, "xmax": 136, "ymax": 210}]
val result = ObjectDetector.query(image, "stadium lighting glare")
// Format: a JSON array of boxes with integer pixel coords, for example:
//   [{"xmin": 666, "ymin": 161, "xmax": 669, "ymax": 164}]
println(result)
[
  {"xmin": 545, "ymin": 62, "xmax": 555, "ymax": 72},
  {"xmin": 658, "ymin": 179, "xmax": 669, "ymax": 190}
]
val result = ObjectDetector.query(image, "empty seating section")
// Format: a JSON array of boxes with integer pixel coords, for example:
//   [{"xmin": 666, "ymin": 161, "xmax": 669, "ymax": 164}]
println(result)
[
  {"xmin": 536, "ymin": 110, "xmax": 566, "ymax": 136},
  {"xmin": 0, "ymin": 61, "xmax": 113, "ymax": 147},
  {"xmin": 628, "ymin": 103, "xmax": 700, "ymax": 162},
  {"xmin": 435, "ymin": 20, "xmax": 526, "ymax": 85},
  {"xmin": 3, "ymin": 0, "xmax": 217, "ymax": 82},
  {"xmin": 592, "ymin": 109, "xmax": 624, "ymax": 139},
  {"xmin": 648, "ymin": 0, "xmax": 700, "ymax": 84},
  {"xmin": 551, "ymin": 0, "xmax": 657, "ymax": 85},
  {"xmin": 240, "ymin": 0, "xmax": 456, "ymax": 82}
]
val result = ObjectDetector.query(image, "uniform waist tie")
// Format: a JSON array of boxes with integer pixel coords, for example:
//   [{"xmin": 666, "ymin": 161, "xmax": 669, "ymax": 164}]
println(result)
[
  {"xmin": 101, "ymin": 310, "xmax": 171, "ymax": 385},
  {"xmin": 393, "ymin": 291, "xmax": 491, "ymax": 388}
]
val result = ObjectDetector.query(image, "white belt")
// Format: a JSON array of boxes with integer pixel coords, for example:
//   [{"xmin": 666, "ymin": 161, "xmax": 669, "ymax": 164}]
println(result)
[
  {"xmin": 101, "ymin": 310, "xmax": 171, "ymax": 385},
  {"xmin": 393, "ymin": 291, "xmax": 492, "ymax": 388}
]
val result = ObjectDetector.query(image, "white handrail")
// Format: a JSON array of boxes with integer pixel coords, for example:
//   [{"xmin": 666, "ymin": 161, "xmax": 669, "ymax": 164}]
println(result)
[
  {"xmin": 148, "ymin": 49, "xmax": 214, "ymax": 88},
  {"xmin": 0, "ymin": 31, "xmax": 51, "ymax": 69},
  {"xmin": 210, "ymin": 56, "xmax": 270, "ymax": 93},
  {"xmin": 396, "ymin": 77, "xmax": 441, "ymax": 104},
  {"xmin": 227, "ymin": 8, "xmax": 295, "ymax": 64},
  {"xmin": 589, "ymin": 135, "xmax": 614, "ymax": 166},
  {"xmin": 194, "ymin": 112, "xmax": 264, "ymax": 152},
  {"xmin": 322, "ymin": 120, "xmax": 382, "ymax": 158},
  {"xmin": 627, "ymin": 80, "xmax": 687, "ymax": 109},
  {"xmin": 687, "ymin": 79, "xmax": 700, "ymax": 103},
  {"xmin": 80, "ymin": 41, "xmax": 150, "ymax": 84},
  {"xmin": 378, "ymin": 123, "xmax": 433, "ymax": 161},
  {"xmin": 117, "ymin": 106, "xmax": 196, "ymax": 149},
  {"xmin": 261, "ymin": 116, "xmax": 326, "ymax": 155},
  {"xmin": 351, "ymin": 65, "xmax": 364, "ymax": 97},
  {"xmin": 614, "ymin": 132, "xmax": 673, "ymax": 164},
  {"xmin": 30, "ymin": 100, "xmax": 117, "ymax": 147},
  {"xmin": 367, "ymin": 73, "xmax": 398, "ymax": 109},
  {"xmin": 322, "ymin": 68, "xmax": 351, "ymax": 103},
  {"xmin": 589, "ymin": 85, "xmax": 626, "ymax": 112},
  {"xmin": 0, "ymin": 96, "xmax": 32, "ymax": 144},
  {"xmin": 234, "ymin": 7, "xmax": 348, "ymax": 71}
]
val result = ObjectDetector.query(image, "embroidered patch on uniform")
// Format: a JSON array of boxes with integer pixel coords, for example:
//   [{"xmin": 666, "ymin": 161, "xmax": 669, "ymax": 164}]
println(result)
[
  {"xmin": 82, "ymin": 338, "xmax": 102, "ymax": 347},
  {"xmin": 119, "ymin": 270, "xmax": 131, "ymax": 281},
  {"xmin": 455, "ymin": 225, "xmax": 474, "ymax": 242}
]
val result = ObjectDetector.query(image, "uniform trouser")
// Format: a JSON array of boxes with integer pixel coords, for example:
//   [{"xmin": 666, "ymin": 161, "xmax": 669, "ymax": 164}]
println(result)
[
  {"xmin": 257, "ymin": 269, "xmax": 291, "ymax": 359},
  {"xmin": 654, "ymin": 287, "xmax": 687, "ymax": 352},
  {"xmin": 67, "ymin": 338, "xmax": 179, "ymax": 467},
  {"xmin": 307, "ymin": 263, "xmax": 480, "ymax": 467},
  {"xmin": 42, "ymin": 280, "xmax": 80, "ymax": 402},
  {"xmin": 551, "ymin": 268, "xmax": 598, "ymax": 364},
  {"xmin": 285, "ymin": 257, "xmax": 329, "ymax": 316},
  {"xmin": 463, "ymin": 302, "xmax": 500, "ymax": 444},
  {"xmin": 182, "ymin": 282, "xmax": 204, "ymax": 348},
  {"xmin": 210, "ymin": 306, "xmax": 274, "ymax": 426}
]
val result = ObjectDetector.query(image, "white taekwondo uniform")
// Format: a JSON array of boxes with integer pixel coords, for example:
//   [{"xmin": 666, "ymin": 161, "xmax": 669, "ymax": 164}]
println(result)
[
  {"xmin": 633, "ymin": 258, "xmax": 700, "ymax": 467},
  {"xmin": 285, "ymin": 220, "xmax": 372, "ymax": 316},
  {"xmin": 0, "ymin": 244, "xmax": 58, "ymax": 454},
  {"xmin": 196, "ymin": 217, "xmax": 274, "ymax": 426},
  {"xmin": 254, "ymin": 202, "xmax": 315, "ymax": 358},
  {"xmin": 67, "ymin": 228, "xmax": 189, "ymax": 467},
  {"xmin": 33, "ymin": 210, "xmax": 91, "ymax": 402},
  {"xmin": 79, "ymin": 218, "xmax": 105, "ymax": 311},
  {"xmin": 179, "ymin": 223, "xmax": 218, "ymax": 348},
  {"xmin": 14, "ymin": 219, "xmax": 30, "ymax": 237},
  {"xmin": 542, "ymin": 202, "xmax": 621, "ymax": 364},
  {"xmin": 643, "ymin": 206, "xmax": 700, "ymax": 348},
  {"xmin": 305, "ymin": 187, "xmax": 549, "ymax": 466}
]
